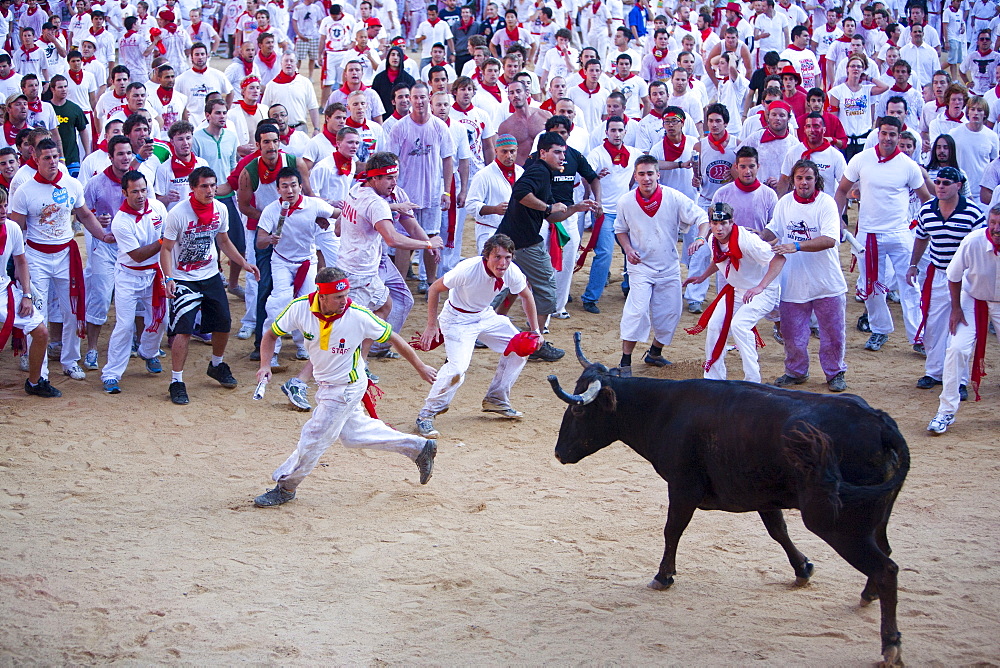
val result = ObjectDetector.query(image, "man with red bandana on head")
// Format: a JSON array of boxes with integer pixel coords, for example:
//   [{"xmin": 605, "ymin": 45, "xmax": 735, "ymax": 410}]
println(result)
[
  {"xmin": 252, "ymin": 265, "xmax": 439, "ymax": 508},
  {"xmin": 777, "ymin": 112, "xmax": 847, "ymax": 198},
  {"xmin": 153, "ymin": 9, "xmax": 192, "ymax": 75},
  {"xmin": 741, "ymin": 99, "xmax": 799, "ymax": 188}
]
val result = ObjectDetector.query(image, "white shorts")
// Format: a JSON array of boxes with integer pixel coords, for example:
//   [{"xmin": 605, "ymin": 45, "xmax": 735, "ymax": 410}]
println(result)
[
  {"xmin": 345, "ymin": 272, "xmax": 389, "ymax": 310},
  {"xmin": 0, "ymin": 283, "xmax": 44, "ymax": 333}
]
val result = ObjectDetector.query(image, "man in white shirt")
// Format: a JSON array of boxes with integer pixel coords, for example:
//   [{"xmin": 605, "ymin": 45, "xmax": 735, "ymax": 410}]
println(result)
[
  {"xmin": 415, "ymin": 4, "xmax": 454, "ymax": 68},
  {"xmin": 154, "ymin": 120, "xmax": 210, "ymax": 211},
  {"xmin": 174, "ymin": 42, "xmax": 235, "ymax": 121},
  {"xmin": 949, "ymin": 96, "xmax": 1000, "ymax": 208},
  {"xmin": 466, "ymin": 133, "xmax": 520, "ymax": 252},
  {"xmin": 742, "ymin": 99, "xmax": 799, "ymax": 188},
  {"xmin": 779, "ymin": 25, "xmax": 820, "ymax": 90},
  {"xmin": 415, "ymin": 233, "xmax": 541, "ymax": 437},
  {"xmin": 292, "ymin": 0, "xmax": 323, "ymax": 79},
  {"xmin": 261, "ymin": 53, "xmax": 321, "ymax": 133},
  {"xmin": 900, "ymin": 23, "xmax": 939, "ymax": 93},
  {"xmin": 835, "ymin": 116, "xmax": 932, "ymax": 352},
  {"xmin": 567, "ymin": 59, "xmax": 611, "ymax": 137}
]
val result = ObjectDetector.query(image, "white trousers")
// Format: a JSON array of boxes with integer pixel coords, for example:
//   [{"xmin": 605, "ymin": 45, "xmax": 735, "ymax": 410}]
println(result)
[
  {"xmin": 265, "ymin": 254, "xmax": 316, "ymax": 325},
  {"xmin": 475, "ymin": 223, "xmax": 496, "ymax": 255},
  {"xmin": 860, "ymin": 230, "xmax": 921, "ymax": 341},
  {"xmin": 704, "ymin": 285, "xmax": 780, "ymax": 383},
  {"xmin": 538, "ymin": 217, "xmax": 582, "ymax": 313},
  {"xmin": 316, "ymin": 227, "xmax": 340, "ymax": 267},
  {"xmin": 419, "ymin": 305, "xmax": 527, "ymax": 417},
  {"xmin": 1, "ymin": 282, "xmax": 47, "ymax": 378},
  {"xmin": 620, "ymin": 269, "xmax": 682, "ymax": 345},
  {"xmin": 101, "ymin": 267, "xmax": 165, "ymax": 381},
  {"xmin": 937, "ymin": 292, "xmax": 1000, "ymax": 416},
  {"xmin": 83, "ymin": 233, "xmax": 117, "ymax": 326},
  {"xmin": 920, "ymin": 266, "xmax": 966, "ymax": 382},
  {"xmin": 241, "ymin": 224, "xmax": 258, "ymax": 328},
  {"xmin": 272, "ymin": 380, "xmax": 427, "ymax": 490},
  {"xmin": 440, "ymin": 207, "xmax": 467, "ymax": 273},
  {"xmin": 26, "ymin": 245, "xmax": 81, "ymax": 367}
]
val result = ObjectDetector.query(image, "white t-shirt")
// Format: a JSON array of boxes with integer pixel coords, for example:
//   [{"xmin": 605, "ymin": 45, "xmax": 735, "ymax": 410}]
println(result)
[
  {"xmin": 161, "ymin": 197, "xmax": 230, "ymax": 282},
  {"xmin": 779, "ymin": 46, "xmax": 820, "ymax": 90},
  {"xmin": 949, "ymin": 124, "xmax": 1000, "ymax": 205},
  {"xmin": 741, "ymin": 128, "xmax": 800, "ymax": 186},
  {"xmin": 174, "ymin": 67, "xmax": 235, "ymax": 119},
  {"xmin": 780, "ymin": 142, "xmax": 847, "ymax": 197},
  {"xmin": 153, "ymin": 156, "xmax": 210, "ymax": 210},
  {"xmin": 443, "ymin": 255, "xmax": 528, "ymax": 313},
  {"xmin": 843, "ymin": 148, "xmax": 925, "ymax": 234},
  {"xmin": 386, "ymin": 114, "xmax": 457, "ymax": 209},
  {"xmin": 712, "ymin": 225, "xmax": 776, "ymax": 291},
  {"xmin": 310, "ymin": 153, "xmax": 357, "ymax": 205},
  {"xmin": 650, "ymin": 134, "xmax": 697, "ymax": 201},
  {"xmin": 587, "ymin": 143, "xmax": 639, "ymax": 214},
  {"xmin": 765, "ymin": 191, "xmax": 846, "ymax": 302},
  {"xmin": 260, "ymin": 75, "xmax": 319, "ymax": 128},
  {"xmin": 609, "ymin": 73, "xmax": 649, "ymax": 119},
  {"xmin": 613, "ymin": 184, "xmax": 707, "ymax": 275},
  {"xmin": 829, "ymin": 82, "xmax": 876, "ymax": 137},
  {"xmin": 11, "ymin": 175, "xmax": 85, "ymax": 244},
  {"xmin": 338, "ymin": 183, "xmax": 393, "ymax": 276},
  {"xmin": 258, "ymin": 195, "xmax": 336, "ymax": 262},
  {"xmin": 111, "ymin": 199, "xmax": 168, "ymax": 268},
  {"xmin": 272, "ymin": 296, "xmax": 391, "ymax": 384}
]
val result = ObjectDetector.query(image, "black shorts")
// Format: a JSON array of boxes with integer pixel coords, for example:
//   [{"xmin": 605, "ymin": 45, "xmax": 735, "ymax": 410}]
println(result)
[{"xmin": 168, "ymin": 274, "xmax": 232, "ymax": 336}]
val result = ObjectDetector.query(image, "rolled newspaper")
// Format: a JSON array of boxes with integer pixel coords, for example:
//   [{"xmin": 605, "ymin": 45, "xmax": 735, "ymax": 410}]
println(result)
[
  {"xmin": 274, "ymin": 199, "xmax": 291, "ymax": 237},
  {"xmin": 253, "ymin": 378, "xmax": 268, "ymax": 400}
]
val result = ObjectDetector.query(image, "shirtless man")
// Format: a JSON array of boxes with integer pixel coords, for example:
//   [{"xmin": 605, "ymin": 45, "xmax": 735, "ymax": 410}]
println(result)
[{"xmin": 498, "ymin": 81, "xmax": 551, "ymax": 166}]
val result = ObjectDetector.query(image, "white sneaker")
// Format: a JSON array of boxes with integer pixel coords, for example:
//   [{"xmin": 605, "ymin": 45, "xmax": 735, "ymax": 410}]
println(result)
[
  {"xmin": 295, "ymin": 344, "xmax": 310, "ymax": 360},
  {"xmin": 270, "ymin": 354, "xmax": 283, "ymax": 369},
  {"xmin": 237, "ymin": 324, "xmax": 253, "ymax": 340},
  {"xmin": 551, "ymin": 310, "xmax": 571, "ymax": 319},
  {"xmin": 927, "ymin": 413, "xmax": 954, "ymax": 435},
  {"xmin": 63, "ymin": 364, "xmax": 86, "ymax": 380},
  {"xmin": 83, "ymin": 349, "xmax": 99, "ymax": 370},
  {"xmin": 18, "ymin": 354, "xmax": 28, "ymax": 371}
]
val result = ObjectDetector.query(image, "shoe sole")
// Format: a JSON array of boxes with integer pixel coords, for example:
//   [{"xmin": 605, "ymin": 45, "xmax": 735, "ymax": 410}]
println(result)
[
  {"xmin": 482, "ymin": 408, "xmax": 522, "ymax": 418},
  {"xmin": 415, "ymin": 440, "xmax": 436, "ymax": 484}
]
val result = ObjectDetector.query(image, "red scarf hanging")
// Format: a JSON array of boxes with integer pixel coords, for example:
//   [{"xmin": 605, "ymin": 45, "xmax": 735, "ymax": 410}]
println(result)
[
  {"xmin": 577, "ymin": 81, "xmax": 601, "ymax": 96},
  {"xmin": 102, "ymin": 165, "xmax": 122, "ymax": 184},
  {"xmin": 661, "ymin": 134, "xmax": 685, "ymax": 161},
  {"xmin": 914, "ymin": 264, "xmax": 935, "ymax": 345},
  {"xmin": 603, "ymin": 139, "xmax": 629, "ymax": 166},
  {"xmin": 333, "ymin": 150, "xmax": 352, "ymax": 175},
  {"xmin": 26, "ymin": 238, "xmax": 86, "ymax": 338},
  {"xmin": 0, "ymin": 223, "xmax": 25, "ymax": 355},
  {"xmin": 734, "ymin": 177, "xmax": 761, "ymax": 192},
  {"xmin": 481, "ymin": 81, "xmax": 502, "ymax": 102},
  {"xmin": 258, "ymin": 49, "xmax": 277, "ymax": 69},
  {"xmin": 496, "ymin": 159, "xmax": 516, "ymax": 185},
  {"xmin": 801, "ymin": 138, "xmax": 831, "ymax": 160},
  {"xmin": 345, "ymin": 116, "xmax": 368, "ymax": 130},
  {"xmin": 591, "ymin": 1, "xmax": 601, "ymax": 11},
  {"xmin": 2, "ymin": 121, "xmax": 23, "ymax": 145},
  {"xmin": 68, "ymin": 68, "xmax": 84, "ymax": 85},
  {"xmin": 635, "ymin": 185, "xmax": 663, "ymax": 217},
  {"xmin": 188, "ymin": 193, "xmax": 217, "ymax": 227},
  {"xmin": 459, "ymin": 17, "xmax": 474, "ymax": 31},
  {"xmin": 572, "ymin": 213, "xmax": 603, "ymax": 273},
  {"xmin": 707, "ymin": 131, "xmax": 729, "ymax": 154},
  {"xmin": 875, "ymin": 144, "xmax": 901, "ymax": 163},
  {"xmin": 271, "ymin": 70, "xmax": 296, "ymax": 84},
  {"xmin": 236, "ymin": 55, "xmax": 253, "ymax": 76},
  {"xmin": 20, "ymin": 43, "xmax": 38, "ymax": 55},
  {"xmin": 257, "ymin": 154, "xmax": 283, "ymax": 184},
  {"xmin": 155, "ymin": 85, "xmax": 173, "ymax": 106},
  {"xmin": 700, "ymin": 27, "xmax": 712, "ymax": 42},
  {"xmin": 760, "ymin": 126, "xmax": 789, "ymax": 143},
  {"xmin": 858, "ymin": 233, "xmax": 889, "ymax": 299},
  {"xmin": 238, "ymin": 100, "xmax": 258, "ymax": 116},
  {"xmin": 89, "ymin": 25, "xmax": 105, "ymax": 36},
  {"xmin": 26, "ymin": 97, "xmax": 41, "ymax": 114},
  {"xmin": 445, "ymin": 173, "xmax": 457, "ymax": 248},
  {"xmin": 427, "ymin": 17, "xmax": 441, "ymax": 26},
  {"xmin": 82, "ymin": 55, "xmax": 96, "ymax": 64},
  {"xmin": 505, "ymin": 25, "xmax": 519, "ymax": 41},
  {"xmin": 33, "ymin": 169, "xmax": 62, "ymax": 186},
  {"xmin": 944, "ymin": 110, "xmax": 964, "ymax": 123},
  {"xmin": 278, "ymin": 128, "xmax": 294, "ymax": 145},
  {"xmin": 653, "ymin": 47, "xmax": 668, "ymax": 61},
  {"xmin": 171, "ymin": 151, "xmax": 197, "ymax": 178},
  {"xmin": 971, "ymin": 298, "xmax": 991, "ymax": 400},
  {"xmin": 339, "ymin": 81, "xmax": 365, "ymax": 96}
]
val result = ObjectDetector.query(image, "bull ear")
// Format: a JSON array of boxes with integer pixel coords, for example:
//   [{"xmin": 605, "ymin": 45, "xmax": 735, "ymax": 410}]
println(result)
[{"xmin": 597, "ymin": 386, "xmax": 617, "ymax": 413}]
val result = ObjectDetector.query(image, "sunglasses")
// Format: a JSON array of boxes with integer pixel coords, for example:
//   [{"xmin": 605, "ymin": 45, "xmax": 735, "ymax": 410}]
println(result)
[{"xmin": 934, "ymin": 179, "xmax": 956, "ymax": 186}]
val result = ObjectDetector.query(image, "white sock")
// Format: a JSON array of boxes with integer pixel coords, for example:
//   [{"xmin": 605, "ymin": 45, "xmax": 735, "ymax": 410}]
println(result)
[
  {"xmin": 171, "ymin": 371, "xmax": 183, "ymax": 382},
  {"xmin": 211, "ymin": 355, "xmax": 224, "ymax": 366}
]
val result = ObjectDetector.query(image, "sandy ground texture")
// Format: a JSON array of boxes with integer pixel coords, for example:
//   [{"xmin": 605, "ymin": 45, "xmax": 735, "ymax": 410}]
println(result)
[{"xmin": 1, "ymin": 226, "xmax": 999, "ymax": 666}]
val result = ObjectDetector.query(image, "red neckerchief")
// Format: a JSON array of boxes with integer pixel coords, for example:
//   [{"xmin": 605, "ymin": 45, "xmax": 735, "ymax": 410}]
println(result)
[
  {"xmin": 481, "ymin": 81, "xmax": 502, "ymax": 101},
  {"xmin": 191, "ymin": 65, "xmax": 208, "ymax": 74},
  {"xmin": 236, "ymin": 55, "xmax": 253, "ymax": 75},
  {"xmin": 25, "ymin": 3, "xmax": 37, "ymax": 13},
  {"xmin": 339, "ymin": 81, "xmax": 365, "ymax": 96},
  {"xmin": 345, "ymin": 116, "xmax": 368, "ymax": 130},
  {"xmin": 112, "ymin": 89, "xmax": 126, "ymax": 100},
  {"xmin": 972, "ymin": 296, "xmax": 991, "ymax": 400},
  {"xmin": 0, "ymin": 69, "xmax": 14, "ymax": 81},
  {"xmin": 89, "ymin": 25, "xmax": 105, "ymax": 36},
  {"xmin": 257, "ymin": 153, "xmax": 283, "ymax": 183},
  {"xmin": 496, "ymin": 159, "xmax": 516, "ymax": 185},
  {"xmin": 102, "ymin": 165, "xmax": 122, "ymax": 184},
  {"xmin": 20, "ymin": 43, "xmax": 38, "ymax": 55},
  {"xmin": 285, "ymin": 194, "xmax": 304, "ymax": 215},
  {"xmin": 258, "ymin": 49, "xmax": 277, "ymax": 69},
  {"xmin": 278, "ymin": 128, "xmax": 294, "ymax": 144},
  {"xmin": 700, "ymin": 27, "xmax": 712, "ymax": 42},
  {"xmin": 836, "ymin": 33, "xmax": 852, "ymax": 43},
  {"xmin": 712, "ymin": 223, "xmax": 743, "ymax": 272},
  {"xmin": 507, "ymin": 102, "xmax": 516, "ymax": 113},
  {"xmin": 0, "ymin": 173, "xmax": 9, "ymax": 189},
  {"xmin": 678, "ymin": 20, "xmax": 692, "ymax": 31},
  {"xmin": 321, "ymin": 125, "xmax": 338, "ymax": 147},
  {"xmin": 391, "ymin": 109, "xmax": 405, "ymax": 120},
  {"xmin": 386, "ymin": 66, "xmax": 399, "ymax": 83},
  {"xmin": 707, "ymin": 131, "xmax": 729, "ymax": 153},
  {"xmin": 272, "ymin": 70, "xmax": 296, "ymax": 84},
  {"xmin": 604, "ymin": 139, "xmax": 629, "ymax": 166},
  {"xmin": 189, "ymin": 193, "xmax": 217, "ymax": 227},
  {"xmin": 761, "ymin": 125, "xmax": 789, "ymax": 143},
  {"xmin": 662, "ymin": 133, "xmax": 685, "ymax": 161},
  {"xmin": 793, "ymin": 189, "xmax": 817, "ymax": 204},
  {"xmin": 171, "ymin": 151, "xmax": 197, "ymax": 178},
  {"xmin": 165, "ymin": 22, "xmax": 178, "ymax": 34},
  {"xmin": 26, "ymin": 97, "xmax": 41, "ymax": 114},
  {"xmin": 875, "ymin": 144, "xmax": 901, "ymax": 163},
  {"xmin": 648, "ymin": 108, "xmax": 663, "ymax": 120},
  {"xmin": 860, "ymin": 19, "xmax": 875, "ymax": 30},
  {"xmin": 734, "ymin": 178, "xmax": 761, "ymax": 192},
  {"xmin": 614, "ymin": 72, "xmax": 635, "ymax": 82},
  {"xmin": 592, "ymin": 1, "xmax": 601, "ymax": 11},
  {"xmin": 238, "ymin": 100, "xmax": 258, "ymax": 115},
  {"xmin": 25, "ymin": 157, "xmax": 37, "ymax": 171},
  {"xmin": 578, "ymin": 81, "xmax": 600, "ymax": 96},
  {"xmin": 891, "ymin": 82, "xmax": 911, "ymax": 92},
  {"xmin": 82, "ymin": 55, "xmax": 96, "ymax": 64},
  {"xmin": 802, "ymin": 138, "xmax": 831, "ymax": 160},
  {"xmin": 33, "ymin": 169, "xmax": 63, "ymax": 186},
  {"xmin": 979, "ymin": 48, "xmax": 994, "ymax": 58},
  {"xmin": 482, "ymin": 257, "xmax": 503, "ymax": 291},
  {"xmin": 119, "ymin": 198, "xmax": 150, "ymax": 222},
  {"xmin": 635, "ymin": 185, "xmax": 663, "ymax": 217},
  {"xmin": 498, "ymin": 73, "xmax": 512, "ymax": 87},
  {"xmin": 786, "ymin": 43, "xmax": 803, "ymax": 51},
  {"xmin": 505, "ymin": 25, "xmax": 519, "ymax": 41},
  {"xmin": 459, "ymin": 16, "xmax": 474, "ymax": 30},
  {"xmin": 333, "ymin": 150, "xmax": 352, "ymax": 175},
  {"xmin": 155, "ymin": 85, "xmax": 173, "ymax": 105},
  {"xmin": 540, "ymin": 98, "xmax": 556, "ymax": 113},
  {"xmin": 68, "ymin": 68, "xmax": 84, "ymax": 85},
  {"xmin": 653, "ymin": 47, "xmax": 668, "ymax": 61},
  {"xmin": 427, "ymin": 17, "xmax": 441, "ymax": 26},
  {"xmin": 452, "ymin": 101, "xmax": 473, "ymax": 113},
  {"xmin": 945, "ymin": 110, "xmax": 964, "ymax": 123}
]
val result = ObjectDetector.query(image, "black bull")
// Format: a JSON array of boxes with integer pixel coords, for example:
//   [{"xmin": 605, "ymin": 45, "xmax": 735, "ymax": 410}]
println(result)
[{"xmin": 549, "ymin": 334, "xmax": 910, "ymax": 667}]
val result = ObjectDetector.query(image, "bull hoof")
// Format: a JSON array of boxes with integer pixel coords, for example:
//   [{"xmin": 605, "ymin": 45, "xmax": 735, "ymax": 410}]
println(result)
[
  {"xmin": 794, "ymin": 560, "xmax": 814, "ymax": 586},
  {"xmin": 647, "ymin": 574, "xmax": 674, "ymax": 590},
  {"xmin": 877, "ymin": 644, "xmax": 903, "ymax": 667},
  {"xmin": 860, "ymin": 591, "xmax": 880, "ymax": 606}
]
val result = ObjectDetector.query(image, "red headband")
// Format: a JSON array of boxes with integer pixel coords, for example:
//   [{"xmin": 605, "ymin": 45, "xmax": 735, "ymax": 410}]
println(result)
[
  {"xmin": 241, "ymin": 75, "xmax": 261, "ymax": 89},
  {"xmin": 767, "ymin": 100, "xmax": 793, "ymax": 114},
  {"xmin": 366, "ymin": 164, "xmax": 398, "ymax": 177},
  {"xmin": 663, "ymin": 112, "xmax": 684, "ymax": 122},
  {"xmin": 317, "ymin": 278, "xmax": 350, "ymax": 293}
]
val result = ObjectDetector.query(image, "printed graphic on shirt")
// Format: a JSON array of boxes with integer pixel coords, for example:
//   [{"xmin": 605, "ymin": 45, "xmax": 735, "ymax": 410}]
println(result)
[{"xmin": 176, "ymin": 214, "xmax": 220, "ymax": 272}]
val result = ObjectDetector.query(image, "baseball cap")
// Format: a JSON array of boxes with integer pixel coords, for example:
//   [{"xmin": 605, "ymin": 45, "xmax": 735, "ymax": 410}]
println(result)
[
  {"xmin": 5, "ymin": 92, "xmax": 26, "ymax": 106},
  {"xmin": 365, "ymin": 17, "xmax": 382, "ymax": 27}
]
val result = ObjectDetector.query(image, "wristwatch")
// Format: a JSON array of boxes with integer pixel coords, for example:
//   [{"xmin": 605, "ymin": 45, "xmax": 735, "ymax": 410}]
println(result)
[
  {"xmin": 21, "ymin": 292, "xmax": 32, "ymax": 300},
  {"xmin": 544, "ymin": 204, "xmax": 552, "ymax": 216}
]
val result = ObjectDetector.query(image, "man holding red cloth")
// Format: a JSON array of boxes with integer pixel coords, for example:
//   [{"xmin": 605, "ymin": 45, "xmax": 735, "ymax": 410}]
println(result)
[
  {"xmin": 683, "ymin": 203, "xmax": 785, "ymax": 384},
  {"xmin": 928, "ymin": 208, "xmax": 1000, "ymax": 434}
]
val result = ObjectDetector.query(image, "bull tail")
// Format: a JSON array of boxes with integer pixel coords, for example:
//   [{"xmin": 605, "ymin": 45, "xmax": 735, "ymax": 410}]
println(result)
[
  {"xmin": 784, "ymin": 423, "xmax": 845, "ymax": 511},
  {"xmin": 837, "ymin": 410, "xmax": 911, "ymax": 504}
]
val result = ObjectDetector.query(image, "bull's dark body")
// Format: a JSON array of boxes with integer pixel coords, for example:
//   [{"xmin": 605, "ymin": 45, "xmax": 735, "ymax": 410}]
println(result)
[{"xmin": 552, "ymin": 360, "xmax": 910, "ymax": 665}]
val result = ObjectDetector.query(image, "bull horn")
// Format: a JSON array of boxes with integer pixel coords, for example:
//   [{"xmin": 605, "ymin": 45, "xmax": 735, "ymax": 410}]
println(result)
[
  {"xmin": 574, "ymin": 332, "xmax": 593, "ymax": 368},
  {"xmin": 548, "ymin": 375, "xmax": 602, "ymax": 405}
]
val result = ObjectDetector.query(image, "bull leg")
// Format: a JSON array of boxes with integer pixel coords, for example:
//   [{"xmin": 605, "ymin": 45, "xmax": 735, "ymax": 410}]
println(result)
[
  {"xmin": 758, "ymin": 510, "xmax": 813, "ymax": 584},
  {"xmin": 817, "ymin": 532, "xmax": 902, "ymax": 667},
  {"xmin": 862, "ymin": 502, "xmax": 897, "ymax": 603},
  {"xmin": 648, "ymin": 499, "xmax": 698, "ymax": 590}
]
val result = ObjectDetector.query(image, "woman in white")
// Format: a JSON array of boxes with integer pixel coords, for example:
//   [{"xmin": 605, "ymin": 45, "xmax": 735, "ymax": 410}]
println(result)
[{"xmin": 828, "ymin": 54, "xmax": 889, "ymax": 162}]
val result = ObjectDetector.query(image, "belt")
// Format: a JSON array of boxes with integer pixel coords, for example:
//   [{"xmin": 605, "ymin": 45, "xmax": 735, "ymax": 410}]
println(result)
[
  {"xmin": 447, "ymin": 301, "xmax": 482, "ymax": 315},
  {"xmin": 847, "ymin": 131, "xmax": 871, "ymax": 144}
]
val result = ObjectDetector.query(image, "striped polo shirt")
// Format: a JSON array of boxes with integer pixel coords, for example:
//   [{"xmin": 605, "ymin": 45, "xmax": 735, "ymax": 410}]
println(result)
[{"xmin": 915, "ymin": 196, "xmax": 985, "ymax": 270}]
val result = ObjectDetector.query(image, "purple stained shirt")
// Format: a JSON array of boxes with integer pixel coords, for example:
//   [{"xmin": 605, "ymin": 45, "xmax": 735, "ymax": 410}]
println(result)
[
  {"xmin": 710, "ymin": 181, "xmax": 779, "ymax": 234},
  {"xmin": 83, "ymin": 171, "xmax": 126, "ymax": 223},
  {"xmin": 385, "ymin": 115, "xmax": 457, "ymax": 209}
]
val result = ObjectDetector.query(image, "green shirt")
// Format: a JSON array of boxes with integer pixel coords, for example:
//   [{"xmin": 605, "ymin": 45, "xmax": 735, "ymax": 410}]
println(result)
[{"xmin": 52, "ymin": 100, "xmax": 89, "ymax": 166}]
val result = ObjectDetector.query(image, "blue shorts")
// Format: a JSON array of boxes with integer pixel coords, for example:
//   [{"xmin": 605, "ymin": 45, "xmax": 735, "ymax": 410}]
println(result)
[{"xmin": 947, "ymin": 39, "xmax": 964, "ymax": 65}]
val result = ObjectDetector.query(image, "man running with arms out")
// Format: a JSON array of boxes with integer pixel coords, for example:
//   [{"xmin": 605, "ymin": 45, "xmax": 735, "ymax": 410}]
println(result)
[
  {"xmin": 415, "ymin": 233, "xmax": 541, "ymax": 438},
  {"xmin": 253, "ymin": 267, "xmax": 439, "ymax": 507}
]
